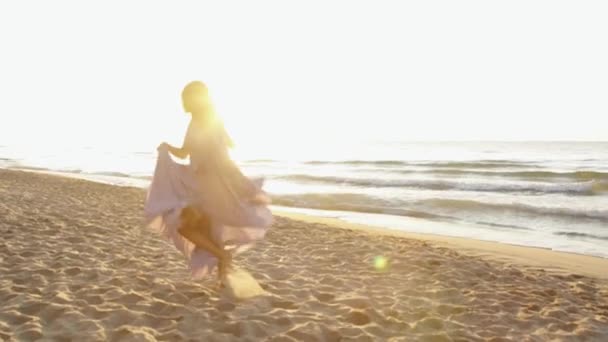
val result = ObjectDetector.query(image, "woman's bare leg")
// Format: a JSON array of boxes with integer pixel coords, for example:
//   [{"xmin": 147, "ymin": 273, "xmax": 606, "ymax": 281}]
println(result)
[{"xmin": 178, "ymin": 208, "xmax": 232, "ymax": 283}]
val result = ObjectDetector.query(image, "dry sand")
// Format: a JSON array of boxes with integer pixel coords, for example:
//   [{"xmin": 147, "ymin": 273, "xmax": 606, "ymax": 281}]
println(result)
[{"xmin": 1, "ymin": 169, "xmax": 607, "ymax": 341}]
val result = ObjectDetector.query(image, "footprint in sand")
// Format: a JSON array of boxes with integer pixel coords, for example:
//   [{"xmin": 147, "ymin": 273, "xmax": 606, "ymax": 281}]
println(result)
[{"xmin": 223, "ymin": 268, "xmax": 267, "ymax": 300}]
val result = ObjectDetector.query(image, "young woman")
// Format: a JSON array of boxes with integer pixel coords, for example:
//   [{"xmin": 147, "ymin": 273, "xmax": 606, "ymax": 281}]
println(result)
[{"xmin": 145, "ymin": 81, "xmax": 272, "ymax": 285}]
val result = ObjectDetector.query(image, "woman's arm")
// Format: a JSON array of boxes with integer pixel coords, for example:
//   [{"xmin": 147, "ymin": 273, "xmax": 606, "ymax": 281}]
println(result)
[
  {"xmin": 158, "ymin": 129, "xmax": 190, "ymax": 159},
  {"xmin": 167, "ymin": 144, "xmax": 189, "ymax": 159},
  {"xmin": 162, "ymin": 122, "xmax": 192, "ymax": 159}
]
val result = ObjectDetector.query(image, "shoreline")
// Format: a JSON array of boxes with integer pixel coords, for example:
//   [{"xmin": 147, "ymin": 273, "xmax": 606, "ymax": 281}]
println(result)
[
  {"xmin": 274, "ymin": 210, "xmax": 608, "ymax": 281},
  {"xmin": 4, "ymin": 167, "xmax": 608, "ymax": 280}
]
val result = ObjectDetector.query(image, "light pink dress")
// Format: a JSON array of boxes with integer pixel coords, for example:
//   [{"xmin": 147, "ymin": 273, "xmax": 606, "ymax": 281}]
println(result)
[{"xmin": 144, "ymin": 118, "xmax": 273, "ymax": 279}]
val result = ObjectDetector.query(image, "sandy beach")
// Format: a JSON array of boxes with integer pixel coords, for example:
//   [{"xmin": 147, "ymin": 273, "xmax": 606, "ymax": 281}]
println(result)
[{"xmin": 1, "ymin": 169, "xmax": 607, "ymax": 341}]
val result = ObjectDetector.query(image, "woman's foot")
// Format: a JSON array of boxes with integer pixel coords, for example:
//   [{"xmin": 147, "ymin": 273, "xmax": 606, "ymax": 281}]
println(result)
[{"xmin": 214, "ymin": 281, "xmax": 226, "ymax": 291}]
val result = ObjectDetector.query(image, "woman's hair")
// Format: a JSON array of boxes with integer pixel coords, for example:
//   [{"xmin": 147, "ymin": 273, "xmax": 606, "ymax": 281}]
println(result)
[
  {"xmin": 182, "ymin": 81, "xmax": 212, "ymax": 115},
  {"xmin": 182, "ymin": 81, "xmax": 208, "ymax": 98}
]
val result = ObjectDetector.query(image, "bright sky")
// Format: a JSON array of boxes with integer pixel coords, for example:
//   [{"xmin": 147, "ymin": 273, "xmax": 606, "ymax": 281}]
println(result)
[{"xmin": 0, "ymin": 1, "xmax": 606, "ymax": 156}]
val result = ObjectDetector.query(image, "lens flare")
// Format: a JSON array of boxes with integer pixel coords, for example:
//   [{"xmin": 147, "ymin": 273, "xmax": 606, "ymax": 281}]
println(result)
[{"xmin": 374, "ymin": 255, "xmax": 389, "ymax": 271}]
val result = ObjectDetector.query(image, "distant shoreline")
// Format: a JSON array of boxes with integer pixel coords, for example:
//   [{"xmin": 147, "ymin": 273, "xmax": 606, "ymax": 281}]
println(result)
[{"xmin": 4, "ymin": 167, "xmax": 608, "ymax": 275}]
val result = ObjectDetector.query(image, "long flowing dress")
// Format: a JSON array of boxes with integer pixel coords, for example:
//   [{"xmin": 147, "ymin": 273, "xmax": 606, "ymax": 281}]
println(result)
[{"xmin": 144, "ymin": 118, "xmax": 273, "ymax": 279}]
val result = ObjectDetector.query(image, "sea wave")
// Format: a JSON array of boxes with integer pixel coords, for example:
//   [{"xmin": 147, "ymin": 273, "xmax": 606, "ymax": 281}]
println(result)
[
  {"xmin": 394, "ymin": 169, "xmax": 608, "ymax": 182},
  {"xmin": 272, "ymin": 193, "xmax": 446, "ymax": 220},
  {"xmin": 280, "ymin": 174, "xmax": 606, "ymax": 195},
  {"xmin": 243, "ymin": 159, "xmax": 537, "ymax": 169},
  {"xmin": 418, "ymin": 198, "xmax": 608, "ymax": 221},
  {"xmin": 271, "ymin": 193, "xmax": 608, "ymax": 222},
  {"xmin": 301, "ymin": 159, "xmax": 534, "ymax": 169},
  {"xmin": 8, "ymin": 165, "xmax": 55, "ymax": 172},
  {"xmin": 6, "ymin": 166, "xmax": 152, "ymax": 181},
  {"xmin": 553, "ymin": 231, "xmax": 608, "ymax": 241}
]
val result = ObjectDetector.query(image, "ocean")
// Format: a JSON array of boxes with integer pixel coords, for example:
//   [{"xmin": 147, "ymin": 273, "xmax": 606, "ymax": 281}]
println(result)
[{"xmin": 1, "ymin": 141, "xmax": 607, "ymax": 257}]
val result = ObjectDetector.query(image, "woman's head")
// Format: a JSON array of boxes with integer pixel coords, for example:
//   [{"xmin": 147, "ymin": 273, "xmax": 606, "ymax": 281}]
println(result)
[{"xmin": 182, "ymin": 81, "xmax": 212, "ymax": 115}]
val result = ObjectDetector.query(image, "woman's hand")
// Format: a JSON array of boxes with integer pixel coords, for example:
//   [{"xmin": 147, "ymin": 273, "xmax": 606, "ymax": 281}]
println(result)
[
  {"xmin": 160, "ymin": 142, "xmax": 189, "ymax": 159},
  {"xmin": 157, "ymin": 142, "xmax": 169, "ymax": 152}
]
